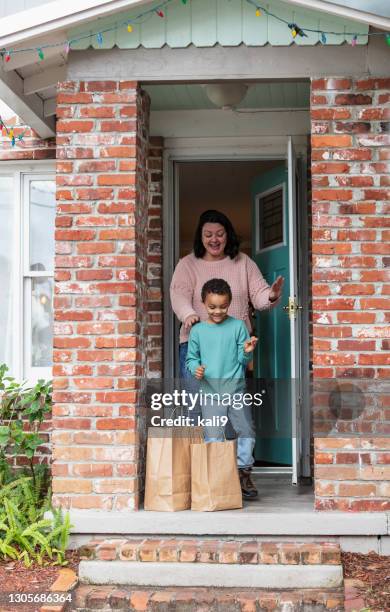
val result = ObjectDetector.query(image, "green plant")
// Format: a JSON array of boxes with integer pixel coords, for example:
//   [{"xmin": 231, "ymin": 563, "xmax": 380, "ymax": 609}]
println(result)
[
  {"xmin": 0, "ymin": 477, "xmax": 72, "ymax": 566},
  {"xmin": 0, "ymin": 363, "xmax": 52, "ymax": 491},
  {"xmin": 0, "ymin": 365, "xmax": 71, "ymax": 567}
]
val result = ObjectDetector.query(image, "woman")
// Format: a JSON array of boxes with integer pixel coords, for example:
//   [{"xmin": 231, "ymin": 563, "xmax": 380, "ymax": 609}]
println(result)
[{"xmin": 170, "ymin": 209, "xmax": 284, "ymax": 499}]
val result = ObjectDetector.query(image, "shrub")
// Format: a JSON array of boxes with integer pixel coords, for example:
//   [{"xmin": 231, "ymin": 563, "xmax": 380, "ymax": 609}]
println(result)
[
  {"xmin": 0, "ymin": 364, "xmax": 72, "ymax": 566},
  {"xmin": 0, "ymin": 477, "xmax": 71, "ymax": 566}
]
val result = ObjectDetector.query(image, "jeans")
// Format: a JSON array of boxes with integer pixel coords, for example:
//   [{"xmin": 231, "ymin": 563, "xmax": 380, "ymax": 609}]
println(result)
[
  {"xmin": 201, "ymin": 399, "xmax": 255, "ymax": 470},
  {"xmin": 179, "ymin": 342, "xmax": 202, "ymax": 422},
  {"xmin": 179, "ymin": 342, "xmax": 255, "ymax": 470}
]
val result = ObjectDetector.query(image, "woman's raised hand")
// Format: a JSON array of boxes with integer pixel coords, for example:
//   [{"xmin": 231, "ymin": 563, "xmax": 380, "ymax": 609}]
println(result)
[
  {"xmin": 184, "ymin": 314, "xmax": 200, "ymax": 332},
  {"xmin": 269, "ymin": 276, "xmax": 285, "ymax": 302}
]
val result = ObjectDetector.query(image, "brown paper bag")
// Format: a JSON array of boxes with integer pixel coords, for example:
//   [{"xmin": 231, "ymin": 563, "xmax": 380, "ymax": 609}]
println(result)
[
  {"xmin": 190, "ymin": 440, "xmax": 243, "ymax": 511},
  {"xmin": 144, "ymin": 426, "xmax": 203, "ymax": 511}
]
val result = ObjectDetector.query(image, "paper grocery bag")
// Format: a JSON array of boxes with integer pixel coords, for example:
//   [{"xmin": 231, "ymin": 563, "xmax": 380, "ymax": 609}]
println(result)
[
  {"xmin": 191, "ymin": 440, "xmax": 243, "ymax": 511},
  {"xmin": 144, "ymin": 426, "xmax": 203, "ymax": 511}
]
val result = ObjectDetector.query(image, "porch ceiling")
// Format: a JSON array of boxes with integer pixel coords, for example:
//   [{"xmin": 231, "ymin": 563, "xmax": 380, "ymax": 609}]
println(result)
[{"xmin": 144, "ymin": 81, "xmax": 310, "ymax": 111}]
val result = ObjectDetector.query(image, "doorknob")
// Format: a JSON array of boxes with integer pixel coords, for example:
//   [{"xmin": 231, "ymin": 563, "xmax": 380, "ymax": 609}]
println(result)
[{"xmin": 283, "ymin": 297, "xmax": 303, "ymax": 320}]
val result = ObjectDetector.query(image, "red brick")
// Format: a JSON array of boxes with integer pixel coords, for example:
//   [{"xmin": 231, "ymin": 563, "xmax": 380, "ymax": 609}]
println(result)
[
  {"xmin": 97, "ymin": 174, "xmax": 135, "ymax": 185},
  {"xmin": 84, "ymin": 81, "xmax": 118, "ymax": 92},
  {"xmin": 57, "ymin": 93, "xmax": 93, "ymax": 104},
  {"xmin": 100, "ymin": 120, "xmax": 136, "ymax": 132},
  {"xmin": 80, "ymin": 106, "xmax": 115, "ymax": 118},
  {"xmin": 311, "ymin": 135, "xmax": 352, "ymax": 148},
  {"xmin": 57, "ymin": 120, "xmax": 94, "ymax": 133}
]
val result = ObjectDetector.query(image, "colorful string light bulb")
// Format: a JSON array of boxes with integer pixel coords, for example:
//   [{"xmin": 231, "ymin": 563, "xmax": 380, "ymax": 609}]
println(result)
[
  {"xmin": 97, "ymin": 32, "xmax": 103, "ymax": 46},
  {"xmin": 256, "ymin": 8, "xmax": 261, "ymax": 17},
  {"xmin": 288, "ymin": 23, "xmax": 307, "ymax": 38},
  {"xmin": 321, "ymin": 32, "xmax": 327, "ymax": 44},
  {"xmin": 351, "ymin": 34, "xmax": 358, "ymax": 46},
  {"xmin": 386, "ymin": 33, "xmax": 390, "ymax": 46},
  {"xmin": 4, "ymin": 52, "xmax": 11, "ymax": 62},
  {"xmin": 156, "ymin": 9, "xmax": 164, "ymax": 17},
  {"xmin": 127, "ymin": 23, "xmax": 133, "ymax": 32},
  {"xmin": 38, "ymin": 48, "xmax": 44, "ymax": 60}
]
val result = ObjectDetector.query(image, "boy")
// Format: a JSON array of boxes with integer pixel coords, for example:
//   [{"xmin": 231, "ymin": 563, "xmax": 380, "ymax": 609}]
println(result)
[{"xmin": 186, "ymin": 278, "xmax": 258, "ymax": 500}]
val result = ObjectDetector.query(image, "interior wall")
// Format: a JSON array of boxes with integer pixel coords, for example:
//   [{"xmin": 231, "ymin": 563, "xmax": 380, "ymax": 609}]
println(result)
[{"xmin": 178, "ymin": 160, "xmax": 283, "ymax": 257}]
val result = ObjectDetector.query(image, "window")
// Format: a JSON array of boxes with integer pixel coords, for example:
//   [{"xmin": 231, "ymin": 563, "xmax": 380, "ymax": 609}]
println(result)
[
  {"xmin": 0, "ymin": 167, "xmax": 55, "ymax": 382},
  {"xmin": 255, "ymin": 185, "xmax": 285, "ymax": 253},
  {"xmin": 0, "ymin": 176, "xmax": 14, "ymax": 368}
]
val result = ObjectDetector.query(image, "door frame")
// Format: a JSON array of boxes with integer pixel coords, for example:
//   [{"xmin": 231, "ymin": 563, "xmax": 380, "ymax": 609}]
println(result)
[{"xmin": 162, "ymin": 137, "xmax": 310, "ymax": 477}]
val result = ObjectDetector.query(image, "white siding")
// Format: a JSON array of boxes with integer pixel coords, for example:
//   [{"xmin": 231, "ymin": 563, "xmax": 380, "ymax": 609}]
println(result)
[{"xmin": 0, "ymin": 0, "xmax": 54, "ymax": 18}]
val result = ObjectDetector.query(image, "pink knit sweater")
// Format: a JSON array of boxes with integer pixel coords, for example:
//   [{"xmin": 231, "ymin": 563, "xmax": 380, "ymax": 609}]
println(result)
[{"xmin": 170, "ymin": 252, "xmax": 280, "ymax": 343}]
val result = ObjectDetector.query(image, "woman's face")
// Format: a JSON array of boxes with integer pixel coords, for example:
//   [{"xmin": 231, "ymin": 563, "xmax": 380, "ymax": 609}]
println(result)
[{"xmin": 201, "ymin": 222, "xmax": 227, "ymax": 259}]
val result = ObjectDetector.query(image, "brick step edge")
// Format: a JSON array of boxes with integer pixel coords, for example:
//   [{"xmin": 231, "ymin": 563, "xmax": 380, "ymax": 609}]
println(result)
[
  {"xmin": 79, "ymin": 538, "xmax": 341, "ymax": 565},
  {"xmin": 73, "ymin": 585, "xmax": 345, "ymax": 611}
]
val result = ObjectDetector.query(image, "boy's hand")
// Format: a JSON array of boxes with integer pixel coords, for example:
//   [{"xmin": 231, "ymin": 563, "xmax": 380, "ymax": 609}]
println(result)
[
  {"xmin": 195, "ymin": 365, "xmax": 205, "ymax": 380},
  {"xmin": 244, "ymin": 336, "xmax": 258, "ymax": 353}
]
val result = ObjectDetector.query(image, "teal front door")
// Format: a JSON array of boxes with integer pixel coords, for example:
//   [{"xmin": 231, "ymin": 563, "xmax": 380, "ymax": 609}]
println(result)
[{"xmin": 251, "ymin": 165, "xmax": 292, "ymax": 466}]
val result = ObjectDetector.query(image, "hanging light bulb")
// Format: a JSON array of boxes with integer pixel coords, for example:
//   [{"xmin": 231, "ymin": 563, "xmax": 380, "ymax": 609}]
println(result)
[
  {"xmin": 156, "ymin": 9, "xmax": 164, "ymax": 17},
  {"xmin": 127, "ymin": 23, "xmax": 133, "ymax": 33},
  {"xmin": 4, "ymin": 51, "xmax": 11, "ymax": 62},
  {"xmin": 386, "ymin": 33, "xmax": 390, "ymax": 46},
  {"xmin": 321, "ymin": 32, "xmax": 327, "ymax": 44},
  {"xmin": 38, "ymin": 48, "xmax": 44, "ymax": 60},
  {"xmin": 97, "ymin": 32, "xmax": 103, "ymax": 46},
  {"xmin": 255, "ymin": 8, "xmax": 261, "ymax": 17},
  {"xmin": 351, "ymin": 34, "xmax": 358, "ymax": 46}
]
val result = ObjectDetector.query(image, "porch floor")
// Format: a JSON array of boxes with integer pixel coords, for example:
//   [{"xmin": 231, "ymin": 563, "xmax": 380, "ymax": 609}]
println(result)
[
  {"xmin": 68, "ymin": 475, "xmax": 389, "ymax": 538},
  {"xmin": 229, "ymin": 474, "xmax": 314, "ymax": 513}
]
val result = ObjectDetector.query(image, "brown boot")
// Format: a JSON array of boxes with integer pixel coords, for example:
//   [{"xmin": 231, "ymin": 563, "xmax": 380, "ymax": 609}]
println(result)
[{"xmin": 238, "ymin": 468, "xmax": 258, "ymax": 500}]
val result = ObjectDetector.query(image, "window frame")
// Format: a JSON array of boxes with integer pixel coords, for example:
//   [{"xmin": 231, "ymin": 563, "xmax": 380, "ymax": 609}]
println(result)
[
  {"xmin": 254, "ymin": 182, "xmax": 287, "ymax": 255},
  {"xmin": 0, "ymin": 161, "xmax": 55, "ymax": 384}
]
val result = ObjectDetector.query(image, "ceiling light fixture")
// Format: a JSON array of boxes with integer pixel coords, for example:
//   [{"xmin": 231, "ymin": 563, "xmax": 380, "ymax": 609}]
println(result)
[{"xmin": 204, "ymin": 83, "xmax": 249, "ymax": 109}]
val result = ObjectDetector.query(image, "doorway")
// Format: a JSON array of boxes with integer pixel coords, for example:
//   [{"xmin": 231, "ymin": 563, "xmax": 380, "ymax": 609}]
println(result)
[{"xmin": 164, "ymin": 149, "xmax": 310, "ymax": 481}]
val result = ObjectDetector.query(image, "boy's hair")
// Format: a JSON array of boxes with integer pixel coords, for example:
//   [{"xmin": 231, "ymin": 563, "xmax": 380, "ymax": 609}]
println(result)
[{"xmin": 201, "ymin": 278, "xmax": 232, "ymax": 303}]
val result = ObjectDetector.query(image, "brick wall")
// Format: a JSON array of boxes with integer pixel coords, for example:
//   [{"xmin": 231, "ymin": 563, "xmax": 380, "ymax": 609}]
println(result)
[
  {"xmin": 52, "ymin": 81, "xmax": 151, "ymax": 511},
  {"xmin": 310, "ymin": 76, "xmax": 390, "ymax": 510},
  {"xmin": 146, "ymin": 137, "xmax": 164, "ymax": 378}
]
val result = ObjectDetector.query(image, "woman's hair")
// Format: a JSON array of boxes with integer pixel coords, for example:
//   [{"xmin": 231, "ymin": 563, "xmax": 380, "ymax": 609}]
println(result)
[
  {"xmin": 193, "ymin": 209, "xmax": 240, "ymax": 259},
  {"xmin": 201, "ymin": 278, "xmax": 232, "ymax": 303}
]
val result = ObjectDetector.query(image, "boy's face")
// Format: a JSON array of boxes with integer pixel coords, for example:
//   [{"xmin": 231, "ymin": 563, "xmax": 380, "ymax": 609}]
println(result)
[{"xmin": 204, "ymin": 292, "xmax": 230, "ymax": 324}]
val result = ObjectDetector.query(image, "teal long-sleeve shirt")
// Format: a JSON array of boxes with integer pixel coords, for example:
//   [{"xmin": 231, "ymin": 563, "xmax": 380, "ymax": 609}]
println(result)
[{"xmin": 186, "ymin": 316, "xmax": 251, "ymax": 382}]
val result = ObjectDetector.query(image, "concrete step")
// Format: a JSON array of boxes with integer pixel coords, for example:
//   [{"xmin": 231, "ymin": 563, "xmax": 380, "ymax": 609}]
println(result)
[
  {"xmin": 78, "ymin": 538, "xmax": 343, "ymax": 589},
  {"xmin": 73, "ymin": 584, "xmax": 345, "ymax": 611}
]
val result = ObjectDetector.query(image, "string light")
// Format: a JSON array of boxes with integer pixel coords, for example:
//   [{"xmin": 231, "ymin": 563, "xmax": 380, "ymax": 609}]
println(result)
[
  {"xmin": 0, "ymin": 117, "xmax": 28, "ymax": 147},
  {"xmin": 288, "ymin": 23, "xmax": 307, "ymax": 38},
  {"xmin": 37, "ymin": 48, "xmax": 44, "ymax": 60},
  {"xmin": 0, "ymin": 0, "xmax": 387, "ymax": 66},
  {"xmin": 127, "ymin": 23, "xmax": 133, "ymax": 33}
]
